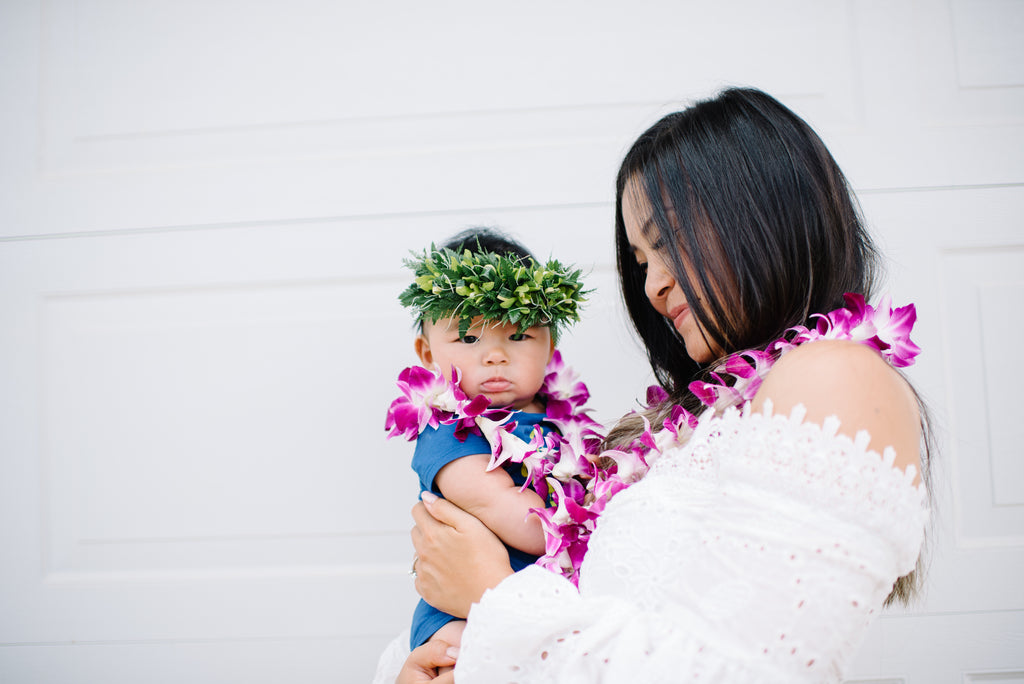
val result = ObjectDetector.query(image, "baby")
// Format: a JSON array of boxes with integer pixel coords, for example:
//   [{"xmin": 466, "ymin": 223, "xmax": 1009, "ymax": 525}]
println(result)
[{"xmin": 386, "ymin": 227, "xmax": 588, "ymax": 667}]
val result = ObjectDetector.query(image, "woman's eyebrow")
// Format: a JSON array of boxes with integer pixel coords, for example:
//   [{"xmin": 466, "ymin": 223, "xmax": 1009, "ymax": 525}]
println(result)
[{"xmin": 640, "ymin": 215, "xmax": 658, "ymax": 237}]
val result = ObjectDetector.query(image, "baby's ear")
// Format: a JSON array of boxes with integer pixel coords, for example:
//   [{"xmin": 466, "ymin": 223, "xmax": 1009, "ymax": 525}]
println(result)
[{"xmin": 414, "ymin": 334, "xmax": 434, "ymax": 369}]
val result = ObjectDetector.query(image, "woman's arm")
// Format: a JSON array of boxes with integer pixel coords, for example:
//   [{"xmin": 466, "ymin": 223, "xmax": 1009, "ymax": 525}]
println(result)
[
  {"xmin": 411, "ymin": 493, "xmax": 515, "ymax": 618},
  {"xmin": 750, "ymin": 339, "xmax": 922, "ymax": 481},
  {"xmin": 434, "ymin": 454, "xmax": 547, "ymax": 555}
]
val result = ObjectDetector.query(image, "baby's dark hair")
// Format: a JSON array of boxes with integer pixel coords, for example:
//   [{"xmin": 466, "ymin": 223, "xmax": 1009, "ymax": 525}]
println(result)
[{"xmin": 441, "ymin": 226, "xmax": 536, "ymax": 262}]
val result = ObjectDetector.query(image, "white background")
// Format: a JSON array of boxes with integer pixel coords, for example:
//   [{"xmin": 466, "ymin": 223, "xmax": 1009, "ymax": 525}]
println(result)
[{"xmin": 1, "ymin": 1, "xmax": 1022, "ymax": 682}]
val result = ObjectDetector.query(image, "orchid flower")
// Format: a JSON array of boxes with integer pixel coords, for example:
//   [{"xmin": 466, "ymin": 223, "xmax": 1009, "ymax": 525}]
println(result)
[
  {"xmin": 689, "ymin": 373, "xmax": 744, "ymax": 412},
  {"xmin": 601, "ymin": 448, "xmax": 649, "ymax": 484},
  {"xmin": 547, "ymin": 427, "xmax": 598, "ymax": 482},
  {"xmin": 662, "ymin": 404, "xmax": 698, "ymax": 439},
  {"xmin": 808, "ymin": 293, "xmax": 920, "ymax": 367},
  {"xmin": 539, "ymin": 350, "xmax": 590, "ymax": 409},
  {"xmin": 477, "ymin": 414, "xmax": 529, "ymax": 471},
  {"xmin": 384, "ymin": 365, "xmax": 457, "ymax": 440},
  {"xmin": 585, "ymin": 472, "xmax": 630, "ymax": 517},
  {"xmin": 518, "ymin": 439, "xmax": 556, "ymax": 495},
  {"xmin": 645, "ymin": 384, "xmax": 670, "ymax": 408},
  {"xmin": 531, "ymin": 478, "xmax": 598, "ymax": 585},
  {"xmin": 858, "ymin": 294, "xmax": 921, "ymax": 367}
]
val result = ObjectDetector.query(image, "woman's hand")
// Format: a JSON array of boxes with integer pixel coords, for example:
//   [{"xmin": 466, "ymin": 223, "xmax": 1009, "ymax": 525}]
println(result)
[
  {"xmin": 396, "ymin": 640, "xmax": 458, "ymax": 684},
  {"xmin": 411, "ymin": 491, "xmax": 514, "ymax": 618}
]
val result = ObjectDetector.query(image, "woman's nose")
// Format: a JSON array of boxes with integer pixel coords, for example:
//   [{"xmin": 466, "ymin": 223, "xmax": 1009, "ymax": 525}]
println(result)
[{"xmin": 644, "ymin": 262, "xmax": 674, "ymax": 303}]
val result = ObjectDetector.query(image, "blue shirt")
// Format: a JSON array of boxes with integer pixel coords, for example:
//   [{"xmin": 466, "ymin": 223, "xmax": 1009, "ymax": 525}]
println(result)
[{"xmin": 409, "ymin": 411, "xmax": 555, "ymax": 648}]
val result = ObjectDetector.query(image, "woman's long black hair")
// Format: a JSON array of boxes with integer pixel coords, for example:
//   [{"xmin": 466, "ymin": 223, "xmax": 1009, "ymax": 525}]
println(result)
[
  {"xmin": 615, "ymin": 87, "xmax": 879, "ymax": 404},
  {"xmin": 611, "ymin": 87, "xmax": 932, "ymax": 604}
]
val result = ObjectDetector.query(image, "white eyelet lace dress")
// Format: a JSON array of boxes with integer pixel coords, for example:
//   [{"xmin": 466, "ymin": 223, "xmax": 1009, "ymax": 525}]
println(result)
[{"xmin": 373, "ymin": 402, "xmax": 927, "ymax": 684}]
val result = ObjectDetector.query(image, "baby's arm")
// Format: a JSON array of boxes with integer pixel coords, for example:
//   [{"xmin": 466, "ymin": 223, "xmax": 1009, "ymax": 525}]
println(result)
[
  {"xmin": 434, "ymin": 454, "xmax": 546, "ymax": 556},
  {"xmin": 427, "ymin": 619, "xmax": 465, "ymax": 677}
]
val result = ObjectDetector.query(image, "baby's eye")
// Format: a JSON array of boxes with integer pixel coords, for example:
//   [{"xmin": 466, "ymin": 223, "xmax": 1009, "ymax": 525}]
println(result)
[
  {"xmin": 459, "ymin": 334, "xmax": 479, "ymax": 344},
  {"xmin": 509, "ymin": 332, "xmax": 529, "ymax": 342}
]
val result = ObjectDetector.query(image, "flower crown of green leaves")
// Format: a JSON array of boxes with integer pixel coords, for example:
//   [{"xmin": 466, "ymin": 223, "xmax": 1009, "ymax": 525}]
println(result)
[{"xmin": 398, "ymin": 244, "xmax": 589, "ymax": 340}]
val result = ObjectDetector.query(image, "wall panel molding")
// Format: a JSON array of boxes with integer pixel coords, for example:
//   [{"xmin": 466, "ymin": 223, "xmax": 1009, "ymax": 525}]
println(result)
[{"xmin": 941, "ymin": 247, "xmax": 1024, "ymax": 546}]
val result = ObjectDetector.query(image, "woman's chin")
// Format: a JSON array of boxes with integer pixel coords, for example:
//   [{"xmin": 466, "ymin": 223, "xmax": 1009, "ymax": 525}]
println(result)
[{"xmin": 684, "ymin": 345, "xmax": 712, "ymax": 365}]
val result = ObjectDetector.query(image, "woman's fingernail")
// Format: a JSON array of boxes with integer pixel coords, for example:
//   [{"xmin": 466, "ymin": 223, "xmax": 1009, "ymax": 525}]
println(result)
[
  {"xmin": 421, "ymin": 491, "xmax": 438, "ymax": 505},
  {"xmin": 446, "ymin": 646, "xmax": 460, "ymax": 659}
]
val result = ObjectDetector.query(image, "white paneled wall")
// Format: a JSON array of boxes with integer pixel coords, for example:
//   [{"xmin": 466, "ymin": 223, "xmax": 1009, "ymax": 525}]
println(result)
[{"xmin": 1, "ymin": 1, "xmax": 1022, "ymax": 682}]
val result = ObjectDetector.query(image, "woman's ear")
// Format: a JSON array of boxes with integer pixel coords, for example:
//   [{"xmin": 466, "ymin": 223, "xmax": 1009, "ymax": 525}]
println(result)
[{"xmin": 414, "ymin": 334, "xmax": 434, "ymax": 369}]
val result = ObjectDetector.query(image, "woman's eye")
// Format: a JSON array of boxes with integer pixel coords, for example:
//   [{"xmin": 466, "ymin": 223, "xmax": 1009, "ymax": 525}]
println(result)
[
  {"xmin": 459, "ymin": 335, "xmax": 479, "ymax": 344},
  {"xmin": 637, "ymin": 261, "xmax": 649, "ymax": 274}
]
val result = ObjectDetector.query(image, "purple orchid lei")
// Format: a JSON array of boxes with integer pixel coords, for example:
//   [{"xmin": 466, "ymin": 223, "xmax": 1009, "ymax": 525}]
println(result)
[{"xmin": 385, "ymin": 293, "xmax": 919, "ymax": 587}]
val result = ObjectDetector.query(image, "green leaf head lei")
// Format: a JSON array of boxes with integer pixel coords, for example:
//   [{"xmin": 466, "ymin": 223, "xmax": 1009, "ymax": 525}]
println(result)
[{"xmin": 398, "ymin": 244, "xmax": 589, "ymax": 342}]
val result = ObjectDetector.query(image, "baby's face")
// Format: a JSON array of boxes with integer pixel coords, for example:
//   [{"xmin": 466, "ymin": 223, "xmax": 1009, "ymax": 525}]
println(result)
[{"xmin": 416, "ymin": 316, "xmax": 553, "ymax": 411}]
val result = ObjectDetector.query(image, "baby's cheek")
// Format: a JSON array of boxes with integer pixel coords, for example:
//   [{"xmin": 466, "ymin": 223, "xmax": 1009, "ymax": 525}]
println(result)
[{"xmin": 440, "ymin": 364, "xmax": 461, "ymax": 383}]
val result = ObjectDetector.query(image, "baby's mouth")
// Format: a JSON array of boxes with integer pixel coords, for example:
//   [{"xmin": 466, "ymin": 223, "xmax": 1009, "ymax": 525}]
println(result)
[{"xmin": 480, "ymin": 378, "xmax": 513, "ymax": 392}]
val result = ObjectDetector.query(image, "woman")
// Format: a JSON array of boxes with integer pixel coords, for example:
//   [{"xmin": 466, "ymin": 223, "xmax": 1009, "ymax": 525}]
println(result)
[{"xmin": 387, "ymin": 87, "xmax": 931, "ymax": 683}]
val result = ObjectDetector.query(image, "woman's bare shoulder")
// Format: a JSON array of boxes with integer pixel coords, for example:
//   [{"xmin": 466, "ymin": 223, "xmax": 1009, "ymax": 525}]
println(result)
[{"xmin": 751, "ymin": 340, "xmax": 921, "ymax": 478}]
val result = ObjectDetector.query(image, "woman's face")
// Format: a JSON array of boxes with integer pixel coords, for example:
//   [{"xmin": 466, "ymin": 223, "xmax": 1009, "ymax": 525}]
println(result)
[{"xmin": 621, "ymin": 178, "xmax": 719, "ymax": 364}]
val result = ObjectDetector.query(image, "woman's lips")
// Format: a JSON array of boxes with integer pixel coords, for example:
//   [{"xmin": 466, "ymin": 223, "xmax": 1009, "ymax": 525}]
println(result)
[{"xmin": 669, "ymin": 304, "xmax": 690, "ymax": 331}]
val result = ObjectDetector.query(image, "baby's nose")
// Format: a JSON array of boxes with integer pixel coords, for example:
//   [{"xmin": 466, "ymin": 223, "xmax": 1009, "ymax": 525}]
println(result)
[{"xmin": 483, "ymin": 344, "xmax": 510, "ymax": 364}]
